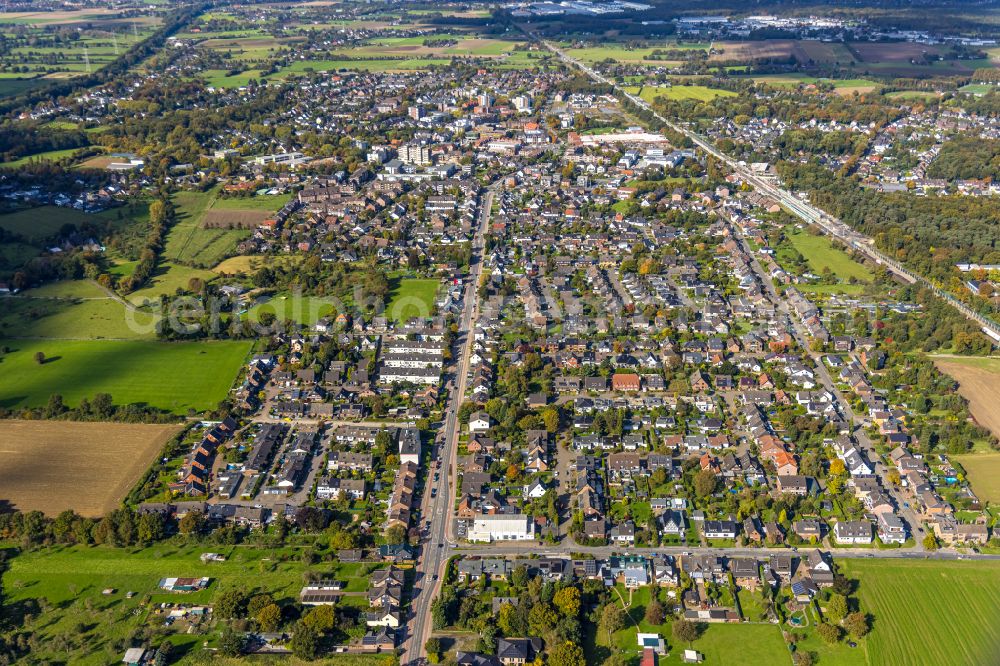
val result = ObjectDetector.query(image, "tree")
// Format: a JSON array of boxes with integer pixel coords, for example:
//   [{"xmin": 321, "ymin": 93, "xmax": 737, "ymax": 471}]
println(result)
[
  {"xmin": 426, "ymin": 638, "xmax": 443, "ymax": 664},
  {"xmin": 248, "ymin": 594, "xmax": 275, "ymax": 618},
  {"xmin": 178, "ymin": 511, "xmax": 204, "ymax": 535},
  {"xmin": 548, "ymin": 641, "xmax": 586, "ymax": 666},
  {"xmin": 541, "ymin": 408, "xmax": 560, "ymax": 433},
  {"xmin": 528, "ymin": 602, "xmax": 559, "ymax": 634},
  {"xmin": 844, "ymin": 611, "xmax": 869, "ymax": 638},
  {"xmin": 290, "ymin": 622, "xmax": 320, "ymax": 659},
  {"xmin": 693, "ymin": 469, "xmax": 717, "ymax": 498},
  {"xmin": 303, "ymin": 605, "xmax": 336, "ymax": 633},
  {"xmin": 553, "ymin": 587, "xmax": 581, "ymax": 617},
  {"xmin": 923, "ymin": 533, "xmax": 939, "ymax": 550},
  {"xmin": 511, "ymin": 565, "xmax": 529, "ymax": 588},
  {"xmin": 498, "ymin": 601, "xmax": 517, "ymax": 635},
  {"xmin": 816, "ymin": 622, "xmax": 842, "ymax": 645},
  {"xmin": 672, "ymin": 618, "xmax": 699, "ymax": 645},
  {"xmin": 215, "ymin": 588, "xmax": 250, "ymax": 619},
  {"xmin": 825, "ymin": 593, "xmax": 848, "ymax": 623},
  {"xmin": 219, "ymin": 625, "xmax": 245, "ymax": 656},
  {"xmin": 793, "ymin": 651, "xmax": 814, "ymax": 666},
  {"xmin": 34, "ymin": 351, "xmax": 45, "ymax": 365},
  {"xmin": 599, "ymin": 603, "xmax": 626, "ymax": 637},
  {"xmin": 256, "ymin": 603, "xmax": 282, "ymax": 632},
  {"xmin": 831, "ymin": 574, "xmax": 853, "ymax": 597},
  {"xmin": 137, "ymin": 513, "xmax": 165, "ymax": 544},
  {"xmin": 644, "ymin": 599, "xmax": 665, "ymax": 625},
  {"xmin": 385, "ymin": 524, "xmax": 407, "ymax": 545}
]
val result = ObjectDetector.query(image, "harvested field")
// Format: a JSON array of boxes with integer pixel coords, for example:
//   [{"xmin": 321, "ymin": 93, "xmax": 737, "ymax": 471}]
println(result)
[
  {"xmin": 0, "ymin": 420, "xmax": 180, "ymax": 516},
  {"xmin": 709, "ymin": 40, "xmax": 795, "ymax": 62},
  {"xmin": 932, "ymin": 355, "xmax": 1000, "ymax": 440},
  {"xmin": 850, "ymin": 41, "xmax": 946, "ymax": 64},
  {"xmin": 202, "ymin": 208, "xmax": 272, "ymax": 229},
  {"xmin": 792, "ymin": 40, "xmax": 856, "ymax": 65}
]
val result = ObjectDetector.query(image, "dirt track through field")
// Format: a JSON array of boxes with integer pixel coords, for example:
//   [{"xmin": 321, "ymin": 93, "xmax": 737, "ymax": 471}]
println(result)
[{"xmin": 0, "ymin": 420, "xmax": 181, "ymax": 516}]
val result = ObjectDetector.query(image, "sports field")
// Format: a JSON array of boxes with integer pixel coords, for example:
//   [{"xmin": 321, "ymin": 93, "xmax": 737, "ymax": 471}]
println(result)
[
  {"xmin": 0, "ymin": 338, "xmax": 251, "ymax": 413},
  {"xmin": 0, "ymin": 420, "xmax": 180, "ymax": 516},
  {"xmin": 841, "ymin": 559, "xmax": 1000, "ymax": 666}
]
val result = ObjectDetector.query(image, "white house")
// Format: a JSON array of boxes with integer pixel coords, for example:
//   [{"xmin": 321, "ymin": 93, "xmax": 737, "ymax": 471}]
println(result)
[
  {"xmin": 467, "ymin": 514, "xmax": 535, "ymax": 542},
  {"xmin": 833, "ymin": 520, "xmax": 873, "ymax": 545},
  {"xmin": 468, "ymin": 411, "xmax": 492, "ymax": 434}
]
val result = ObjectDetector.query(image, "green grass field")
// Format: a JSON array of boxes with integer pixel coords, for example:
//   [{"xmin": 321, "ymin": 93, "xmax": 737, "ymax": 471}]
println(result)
[
  {"xmin": 0, "ymin": 338, "xmax": 250, "ymax": 413},
  {"xmin": 595, "ymin": 586, "xmax": 789, "ymax": 665},
  {"xmin": 125, "ymin": 262, "xmax": 218, "ymax": 306},
  {"xmin": 751, "ymin": 74, "xmax": 879, "ymax": 92},
  {"xmin": 784, "ymin": 227, "xmax": 874, "ymax": 283},
  {"xmin": 282, "ymin": 58, "xmax": 451, "ymax": 73},
  {"xmin": 211, "ymin": 192, "xmax": 293, "ymax": 210},
  {"xmin": 0, "ymin": 146, "xmax": 85, "ymax": 168},
  {"xmin": 626, "ymin": 84, "xmax": 737, "ymax": 103},
  {"xmin": 385, "ymin": 277, "xmax": 438, "ymax": 322},
  {"xmin": 0, "ymin": 205, "xmax": 127, "ymax": 243},
  {"xmin": 244, "ymin": 294, "xmax": 342, "ymax": 326},
  {"xmin": 1, "ymin": 542, "xmax": 380, "ymax": 665},
  {"xmin": 0, "ymin": 295, "xmax": 158, "ymax": 340},
  {"xmin": 841, "ymin": 559, "xmax": 1000, "ymax": 666},
  {"xmin": 954, "ymin": 452, "xmax": 1000, "ymax": 504},
  {"xmin": 162, "ymin": 188, "xmax": 250, "ymax": 269}
]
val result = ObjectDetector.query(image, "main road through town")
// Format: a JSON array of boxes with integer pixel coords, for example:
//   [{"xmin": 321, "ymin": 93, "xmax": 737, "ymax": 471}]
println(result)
[{"xmin": 401, "ymin": 182, "xmax": 498, "ymax": 666}]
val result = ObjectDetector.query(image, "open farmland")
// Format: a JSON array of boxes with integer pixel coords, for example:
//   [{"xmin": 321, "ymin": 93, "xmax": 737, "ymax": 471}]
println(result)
[
  {"xmin": 0, "ymin": 338, "xmax": 251, "ymax": 413},
  {"xmin": 841, "ymin": 559, "xmax": 1000, "ymax": 666},
  {"xmin": 792, "ymin": 40, "xmax": 856, "ymax": 65},
  {"xmin": 0, "ymin": 420, "xmax": 180, "ymax": 516},
  {"xmin": 709, "ymin": 40, "xmax": 796, "ymax": 62},
  {"xmin": 932, "ymin": 355, "xmax": 1000, "ymax": 440}
]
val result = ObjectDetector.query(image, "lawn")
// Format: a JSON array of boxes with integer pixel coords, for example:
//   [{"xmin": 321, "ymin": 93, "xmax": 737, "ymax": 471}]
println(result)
[
  {"xmin": 385, "ymin": 277, "xmax": 439, "ymax": 322},
  {"xmin": 626, "ymin": 85, "xmax": 736, "ymax": 103},
  {"xmin": 213, "ymin": 254, "xmax": 300, "ymax": 275},
  {"xmin": 0, "ymin": 205, "xmax": 124, "ymax": 243},
  {"xmin": 784, "ymin": 227, "xmax": 873, "ymax": 283},
  {"xmin": 0, "ymin": 338, "xmax": 251, "ymax": 413},
  {"xmin": 282, "ymin": 58, "xmax": 451, "ymax": 73},
  {"xmin": 1, "ymin": 542, "xmax": 380, "ymax": 665},
  {"xmin": 244, "ymin": 293, "xmax": 343, "ymax": 326},
  {"xmin": 125, "ymin": 262, "xmax": 218, "ymax": 306},
  {"xmin": 0, "ymin": 295, "xmax": 158, "ymax": 339},
  {"xmin": 953, "ymin": 453, "xmax": 1000, "ymax": 504},
  {"xmin": 162, "ymin": 188, "xmax": 251, "ymax": 269},
  {"xmin": 20, "ymin": 279, "xmax": 108, "ymax": 298},
  {"xmin": 0, "ymin": 146, "xmax": 85, "ymax": 168},
  {"xmin": 840, "ymin": 559, "xmax": 1000, "ymax": 666},
  {"xmin": 211, "ymin": 192, "xmax": 293, "ymax": 211}
]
